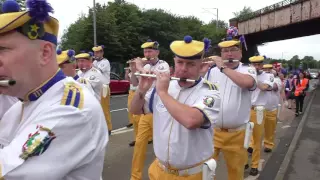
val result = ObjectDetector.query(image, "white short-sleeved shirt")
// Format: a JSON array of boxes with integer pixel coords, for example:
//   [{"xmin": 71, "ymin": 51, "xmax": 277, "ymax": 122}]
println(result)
[
  {"xmin": 93, "ymin": 58, "xmax": 110, "ymax": 85},
  {"xmin": 0, "ymin": 95, "xmax": 18, "ymax": 119},
  {"xmin": 0, "ymin": 77, "xmax": 108, "ymax": 180},
  {"xmin": 78, "ymin": 67, "xmax": 104, "ymax": 101},
  {"xmin": 205, "ymin": 63, "xmax": 257, "ymax": 129},
  {"xmin": 128, "ymin": 73, "xmax": 137, "ymax": 91},
  {"xmin": 251, "ymin": 72, "xmax": 274, "ymax": 107},
  {"xmin": 265, "ymin": 76, "xmax": 282, "ymax": 111},
  {"xmin": 144, "ymin": 78, "xmax": 220, "ymax": 169},
  {"xmin": 143, "ymin": 60, "xmax": 170, "ymax": 93}
]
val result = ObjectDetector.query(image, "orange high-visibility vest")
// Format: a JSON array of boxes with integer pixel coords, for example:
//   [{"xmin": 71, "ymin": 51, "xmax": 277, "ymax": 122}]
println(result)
[{"xmin": 294, "ymin": 78, "xmax": 309, "ymax": 96}]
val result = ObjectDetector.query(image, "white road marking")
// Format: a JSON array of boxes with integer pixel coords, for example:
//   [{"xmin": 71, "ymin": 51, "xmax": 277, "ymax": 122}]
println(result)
[
  {"xmin": 111, "ymin": 128, "xmax": 133, "ymax": 135},
  {"xmin": 281, "ymin": 125, "xmax": 291, "ymax": 129},
  {"xmin": 244, "ymin": 159, "xmax": 265, "ymax": 180},
  {"xmin": 110, "ymin": 108, "xmax": 128, "ymax": 112}
]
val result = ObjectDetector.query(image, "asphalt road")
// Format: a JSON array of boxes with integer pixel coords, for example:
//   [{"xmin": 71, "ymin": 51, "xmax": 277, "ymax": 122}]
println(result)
[
  {"xmin": 283, "ymin": 86, "xmax": 320, "ymax": 180},
  {"xmin": 104, "ymin": 79, "xmax": 318, "ymax": 180}
]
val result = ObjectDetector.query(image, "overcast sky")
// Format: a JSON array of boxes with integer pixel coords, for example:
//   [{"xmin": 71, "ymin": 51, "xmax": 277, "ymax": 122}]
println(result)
[{"xmin": 48, "ymin": 0, "xmax": 320, "ymax": 60}]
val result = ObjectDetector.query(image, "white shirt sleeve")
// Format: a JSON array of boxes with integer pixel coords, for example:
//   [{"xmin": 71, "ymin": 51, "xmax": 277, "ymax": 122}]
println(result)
[
  {"xmin": 263, "ymin": 74, "xmax": 275, "ymax": 88},
  {"xmin": 0, "ymin": 105, "xmax": 104, "ymax": 180},
  {"xmin": 0, "ymin": 95, "xmax": 18, "ymax": 119},
  {"xmin": 97, "ymin": 60, "xmax": 110, "ymax": 74},
  {"xmin": 192, "ymin": 88, "xmax": 221, "ymax": 127},
  {"xmin": 143, "ymin": 88, "xmax": 155, "ymax": 114},
  {"xmin": 240, "ymin": 66, "xmax": 258, "ymax": 91}
]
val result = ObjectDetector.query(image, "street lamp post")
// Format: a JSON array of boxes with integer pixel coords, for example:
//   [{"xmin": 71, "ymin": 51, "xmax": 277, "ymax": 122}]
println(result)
[
  {"xmin": 93, "ymin": 0, "xmax": 97, "ymax": 46},
  {"xmin": 202, "ymin": 8, "xmax": 219, "ymax": 30}
]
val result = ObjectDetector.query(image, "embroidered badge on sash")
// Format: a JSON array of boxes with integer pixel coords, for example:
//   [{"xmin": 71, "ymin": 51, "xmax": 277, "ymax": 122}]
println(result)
[
  {"xmin": 270, "ymin": 76, "xmax": 274, "ymax": 82},
  {"xmin": 20, "ymin": 125, "xmax": 56, "ymax": 160},
  {"xmin": 89, "ymin": 75, "xmax": 96, "ymax": 80},
  {"xmin": 203, "ymin": 96, "xmax": 215, "ymax": 108},
  {"xmin": 248, "ymin": 68, "xmax": 255, "ymax": 74}
]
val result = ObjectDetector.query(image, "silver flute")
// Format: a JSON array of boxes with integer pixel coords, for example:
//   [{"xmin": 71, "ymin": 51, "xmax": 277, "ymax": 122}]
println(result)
[
  {"xmin": 203, "ymin": 59, "xmax": 240, "ymax": 64},
  {"xmin": 134, "ymin": 72, "xmax": 195, "ymax": 83},
  {"xmin": 0, "ymin": 79, "xmax": 16, "ymax": 87}
]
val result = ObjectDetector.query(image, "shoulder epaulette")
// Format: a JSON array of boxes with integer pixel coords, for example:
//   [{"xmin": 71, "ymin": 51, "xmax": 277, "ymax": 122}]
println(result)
[
  {"xmin": 79, "ymin": 78, "xmax": 89, "ymax": 85},
  {"xmin": 91, "ymin": 68, "xmax": 98, "ymax": 72},
  {"xmin": 203, "ymin": 80, "xmax": 218, "ymax": 90},
  {"xmin": 61, "ymin": 82, "xmax": 84, "ymax": 109}
]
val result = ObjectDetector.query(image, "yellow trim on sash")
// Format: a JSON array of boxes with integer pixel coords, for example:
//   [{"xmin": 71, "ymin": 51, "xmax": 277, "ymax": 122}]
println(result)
[{"xmin": 61, "ymin": 82, "xmax": 84, "ymax": 109}]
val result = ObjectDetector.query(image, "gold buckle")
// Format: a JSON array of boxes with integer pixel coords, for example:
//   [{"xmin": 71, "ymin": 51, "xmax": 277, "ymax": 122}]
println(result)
[{"xmin": 167, "ymin": 169, "xmax": 179, "ymax": 175}]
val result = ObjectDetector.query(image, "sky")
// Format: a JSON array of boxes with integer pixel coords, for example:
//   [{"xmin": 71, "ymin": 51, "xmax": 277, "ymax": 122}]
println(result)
[{"xmin": 48, "ymin": 0, "xmax": 320, "ymax": 60}]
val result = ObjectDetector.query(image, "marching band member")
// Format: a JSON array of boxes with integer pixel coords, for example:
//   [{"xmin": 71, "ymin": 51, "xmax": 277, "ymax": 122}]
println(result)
[
  {"xmin": 246, "ymin": 56, "xmax": 274, "ymax": 176},
  {"xmin": 57, "ymin": 49, "xmax": 95, "ymax": 95},
  {"xmin": 92, "ymin": 45, "xmax": 113, "ymax": 135},
  {"xmin": 129, "ymin": 39, "xmax": 169, "ymax": 180},
  {"xmin": 125, "ymin": 67, "xmax": 140, "ymax": 147},
  {"xmin": 0, "ymin": 0, "xmax": 108, "ymax": 179},
  {"xmin": 76, "ymin": 51, "xmax": 105, "ymax": 102},
  {"xmin": 130, "ymin": 35, "xmax": 220, "ymax": 180},
  {"xmin": 0, "ymin": 95, "xmax": 18, "ymax": 119},
  {"xmin": 263, "ymin": 64, "xmax": 280, "ymax": 153},
  {"xmin": 56, "ymin": 49, "xmax": 78, "ymax": 79},
  {"xmin": 204, "ymin": 27, "xmax": 257, "ymax": 180}
]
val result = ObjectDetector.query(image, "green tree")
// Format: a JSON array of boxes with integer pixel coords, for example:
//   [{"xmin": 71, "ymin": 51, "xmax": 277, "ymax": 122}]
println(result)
[
  {"xmin": 233, "ymin": 6, "xmax": 254, "ymax": 21},
  {"xmin": 60, "ymin": 0, "xmax": 229, "ymax": 73}
]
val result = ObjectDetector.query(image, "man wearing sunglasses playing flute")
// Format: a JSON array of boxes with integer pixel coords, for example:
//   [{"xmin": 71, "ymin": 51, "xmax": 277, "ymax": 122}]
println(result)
[
  {"xmin": 130, "ymin": 35, "xmax": 221, "ymax": 180},
  {"xmin": 203, "ymin": 27, "xmax": 257, "ymax": 180},
  {"xmin": 129, "ymin": 39, "xmax": 170, "ymax": 180}
]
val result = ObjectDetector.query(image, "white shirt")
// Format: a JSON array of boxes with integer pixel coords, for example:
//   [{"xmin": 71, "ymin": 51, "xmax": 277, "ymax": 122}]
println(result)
[
  {"xmin": 128, "ymin": 73, "xmax": 137, "ymax": 91},
  {"xmin": 205, "ymin": 63, "xmax": 257, "ymax": 129},
  {"xmin": 0, "ymin": 77, "xmax": 108, "ymax": 180},
  {"xmin": 144, "ymin": 60, "xmax": 170, "ymax": 92},
  {"xmin": 265, "ymin": 76, "xmax": 282, "ymax": 111},
  {"xmin": 78, "ymin": 67, "xmax": 104, "ymax": 101},
  {"xmin": 93, "ymin": 58, "xmax": 110, "ymax": 85},
  {"xmin": 144, "ymin": 78, "xmax": 221, "ymax": 169},
  {"xmin": 0, "ymin": 95, "xmax": 18, "ymax": 119},
  {"xmin": 251, "ymin": 72, "xmax": 274, "ymax": 107}
]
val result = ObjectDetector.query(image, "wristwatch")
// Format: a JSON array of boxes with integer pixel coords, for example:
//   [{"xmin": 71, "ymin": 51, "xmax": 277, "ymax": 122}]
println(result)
[{"xmin": 220, "ymin": 66, "xmax": 227, "ymax": 73}]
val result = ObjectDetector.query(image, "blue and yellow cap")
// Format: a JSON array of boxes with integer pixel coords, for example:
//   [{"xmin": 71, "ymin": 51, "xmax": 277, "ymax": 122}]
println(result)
[
  {"xmin": 92, "ymin": 45, "xmax": 104, "ymax": 52},
  {"xmin": 75, "ymin": 51, "xmax": 94, "ymax": 60},
  {"xmin": 218, "ymin": 26, "xmax": 243, "ymax": 49},
  {"xmin": 263, "ymin": 64, "xmax": 273, "ymax": 69},
  {"xmin": 249, "ymin": 55, "xmax": 266, "ymax": 63},
  {"xmin": 57, "ymin": 49, "xmax": 76, "ymax": 65},
  {"xmin": 0, "ymin": 0, "xmax": 59, "ymax": 45},
  {"xmin": 170, "ymin": 35, "xmax": 211, "ymax": 60},
  {"xmin": 141, "ymin": 39, "xmax": 159, "ymax": 50}
]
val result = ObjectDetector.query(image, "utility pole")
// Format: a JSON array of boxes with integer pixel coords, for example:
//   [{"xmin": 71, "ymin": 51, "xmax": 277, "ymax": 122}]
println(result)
[
  {"xmin": 202, "ymin": 8, "xmax": 219, "ymax": 31},
  {"xmin": 93, "ymin": 0, "xmax": 97, "ymax": 46}
]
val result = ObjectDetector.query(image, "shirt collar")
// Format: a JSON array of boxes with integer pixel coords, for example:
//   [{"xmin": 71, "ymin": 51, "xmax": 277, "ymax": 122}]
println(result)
[{"xmin": 25, "ymin": 69, "xmax": 66, "ymax": 101}]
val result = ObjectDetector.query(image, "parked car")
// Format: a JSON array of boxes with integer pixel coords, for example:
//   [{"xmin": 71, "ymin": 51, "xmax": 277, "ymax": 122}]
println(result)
[
  {"xmin": 307, "ymin": 69, "xmax": 319, "ymax": 79},
  {"xmin": 110, "ymin": 72, "xmax": 130, "ymax": 94}
]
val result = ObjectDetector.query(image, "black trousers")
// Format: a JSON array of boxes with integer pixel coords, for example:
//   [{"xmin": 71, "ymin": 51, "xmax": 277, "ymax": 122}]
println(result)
[{"xmin": 295, "ymin": 95, "xmax": 305, "ymax": 113}]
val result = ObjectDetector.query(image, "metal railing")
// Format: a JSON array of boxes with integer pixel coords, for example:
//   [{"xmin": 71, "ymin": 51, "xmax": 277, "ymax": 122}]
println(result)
[{"xmin": 231, "ymin": 0, "xmax": 308, "ymax": 22}]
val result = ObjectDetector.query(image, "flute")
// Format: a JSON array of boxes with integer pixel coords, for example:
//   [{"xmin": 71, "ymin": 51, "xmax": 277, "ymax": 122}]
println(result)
[
  {"xmin": 0, "ymin": 79, "xmax": 16, "ymax": 87},
  {"xmin": 203, "ymin": 59, "xmax": 240, "ymax": 64},
  {"xmin": 134, "ymin": 72, "xmax": 195, "ymax": 83}
]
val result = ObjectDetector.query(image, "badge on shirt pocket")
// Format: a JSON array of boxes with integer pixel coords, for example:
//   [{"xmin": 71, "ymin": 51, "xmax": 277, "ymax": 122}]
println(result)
[{"xmin": 156, "ymin": 103, "xmax": 167, "ymax": 113}]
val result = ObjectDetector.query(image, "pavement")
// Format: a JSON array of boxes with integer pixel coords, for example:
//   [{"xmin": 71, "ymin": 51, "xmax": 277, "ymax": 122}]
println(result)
[
  {"xmin": 103, "ymin": 79, "xmax": 318, "ymax": 180},
  {"xmin": 282, "ymin": 86, "xmax": 320, "ymax": 180}
]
